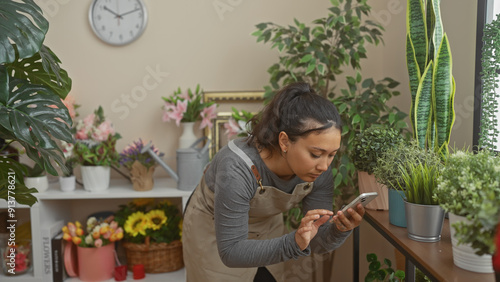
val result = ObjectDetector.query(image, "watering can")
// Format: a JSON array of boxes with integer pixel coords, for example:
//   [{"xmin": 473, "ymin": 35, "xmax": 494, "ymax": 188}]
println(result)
[{"xmin": 141, "ymin": 137, "xmax": 211, "ymax": 191}]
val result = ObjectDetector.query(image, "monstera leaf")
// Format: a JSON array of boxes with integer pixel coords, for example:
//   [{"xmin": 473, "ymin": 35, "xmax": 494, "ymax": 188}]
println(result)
[
  {"xmin": 0, "ymin": 0, "xmax": 48, "ymax": 64},
  {"xmin": 0, "ymin": 68, "xmax": 73, "ymax": 175},
  {"xmin": 0, "ymin": 156, "xmax": 38, "ymax": 206}
]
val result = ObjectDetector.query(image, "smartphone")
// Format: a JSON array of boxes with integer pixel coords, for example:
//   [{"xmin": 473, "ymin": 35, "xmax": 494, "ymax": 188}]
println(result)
[{"xmin": 340, "ymin": 192, "xmax": 378, "ymax": 218}]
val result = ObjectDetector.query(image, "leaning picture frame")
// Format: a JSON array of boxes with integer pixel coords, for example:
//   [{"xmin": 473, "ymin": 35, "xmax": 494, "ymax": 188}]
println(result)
[{"xmin": 203, "ymin": 91, "xmax": 265, "ymax": 158}]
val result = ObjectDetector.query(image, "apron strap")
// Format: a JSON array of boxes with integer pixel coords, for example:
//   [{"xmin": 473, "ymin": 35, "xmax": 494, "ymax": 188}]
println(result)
[{"xmin": 228, "ymin": 140, "xmax": 265, "ymax": 192}]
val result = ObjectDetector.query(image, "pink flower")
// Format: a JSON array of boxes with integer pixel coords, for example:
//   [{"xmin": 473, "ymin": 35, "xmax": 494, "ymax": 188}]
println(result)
[
  {"xmin": 199, "ymin": 104, "xmax": 217, "ymax": 129},
  {"xmin": 62, "ymin": 95, "xmax": 77, "ymax": 120},
  {"xmin": 94, "ymin": 238, "xmax": 103, "ymax": 248},
  {"xmin": 92, "ymin": 121, "xmax": 115, "ymax": 142},
  {"xmin": 224, "ymin": 118, "xmax": 241, "ymax": 139},
  {"xmin": 75, "ymin": 129, "xmax": 88, "ymax": 140},
  {"xmin": 162, "ymin": 102, "xmax": 176, "ymax": 122},
  {"xmin": 83, "ymin": 113, "xmax": 95, "ymax": 128}
]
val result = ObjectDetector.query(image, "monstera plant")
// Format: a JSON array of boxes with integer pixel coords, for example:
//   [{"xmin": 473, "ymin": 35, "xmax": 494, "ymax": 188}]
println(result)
[
  {"xmin": 406, "ymin": 0, "xmax": 455, "ymax": 157},
  {"xmin": 0, "ymin": 0, "xmax": 73, "ymax": 205}
]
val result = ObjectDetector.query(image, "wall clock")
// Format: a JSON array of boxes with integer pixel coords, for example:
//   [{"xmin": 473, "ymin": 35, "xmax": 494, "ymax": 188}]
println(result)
[{"xmin": 88, "ymin": 0, "xmax": 148, "ymax": 46}]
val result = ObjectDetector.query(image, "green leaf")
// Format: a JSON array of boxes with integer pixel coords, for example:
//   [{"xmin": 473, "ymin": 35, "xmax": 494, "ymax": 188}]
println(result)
[
  {"xmin": 406, "ymin": 0, "xmax": 428, "ymax": 75},
  {"xmin": 0, "ymin": 0, "xmax": 48, "ymax": 64},
  {"xmin": 414, "ymin": 62, "xmax": 433, "ymax": 149},
  {"xmin": 305, "ymin": 60, "xmax": 316, "ymax": 75},
  {"xmin": 317, "ymin": 64, "xmax": 325, "ymax": 75},
  {"xmin": 299, "ymin": 54, "xmax": 313, "ymax": 63},
  {"xmin": 406, "ymin": 34, "xmax": 421, "ymax": 138},
  {"xmin": 432, "ymin": 34, "xmax": 454, "ymax": 154}
]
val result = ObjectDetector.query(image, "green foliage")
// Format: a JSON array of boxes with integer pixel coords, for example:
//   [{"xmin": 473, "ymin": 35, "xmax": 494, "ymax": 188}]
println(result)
[
  {"xmin": 406, "ymin": 0, "xmax": 455, "ymax": 156},
  {"xmin": 114, "ymin": 199, "xmax": 182, "ymax": 244},
  {"xmin": 74, "ymin": 135, "xmax": 121, "ymax": 167},
  {"xmin": 435, "ymin": 149, "xmax": 500, "ymax": 255},
  {"xmin": 365, "ymin": 253, "xmax": 405, "ymax": 282},
  {"xmin": 397, "ymin": 158, "xmax": 442, "ymax": 205},
  {"xmin": 0, "ymin": 0, "xmax": 73, "ymax": 206},
  {"xmin": 350, "ymin": 124, "xmax": 405, "ymax": 174},
  {"xmin": 478, "ymin": 14, "xmax": 500, "ymax": 151},
  {"xmin": 253, "ymin": 0, "xmax": 409, "ymax": 201},
  {"xmin": 373, "ymin": 140, "xmax": 440, "ymax": 190}
]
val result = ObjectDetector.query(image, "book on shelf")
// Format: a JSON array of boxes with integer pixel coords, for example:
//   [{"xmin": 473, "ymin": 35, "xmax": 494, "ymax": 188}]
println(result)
[
  {"xmin": 41, "ymin": 220, "xmax": 65, "ymax": 282},
  {"xmin": 51, "ymin": 231, "xmax": 67, "ymax": 282}
]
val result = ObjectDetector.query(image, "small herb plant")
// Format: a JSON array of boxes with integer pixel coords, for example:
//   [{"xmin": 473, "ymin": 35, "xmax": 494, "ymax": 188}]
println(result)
[
  {"xmin": 435, "ymin": 149, "xmax": 500, "ymax": 255},
  {"xmin": 350, "ymin": 125, "xmax": 405, "ymax": 174},
  {"xmin": 373, "ymin": 141, "xmax": 440, "ymax": 190},
  {"xmin": 365, "ymin": 253, "xmax": 405, "ymax": 282},
  {"xmin": 397, "ymin": 159, "xmax": 442, "ymax": 205}
]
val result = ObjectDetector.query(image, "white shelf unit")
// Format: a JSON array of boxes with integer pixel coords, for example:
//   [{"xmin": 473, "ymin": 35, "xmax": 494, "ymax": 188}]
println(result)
[{"xmin": 1, "ymin": 178, "xmax": 192, "ymax": 282}]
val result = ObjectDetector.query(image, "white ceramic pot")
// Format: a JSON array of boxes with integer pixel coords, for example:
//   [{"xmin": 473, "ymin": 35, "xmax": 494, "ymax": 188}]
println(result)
[
  {"xmin": 59, "ymin": 175, "xmax": 76, "ymax": 192},
  {"xmin": 24, "ymin": 176, "xmax": 49, "ymax": 192},
  {"xmin": 448, "ymin": 213, "xmax": 494, "ymax": 273},
  {"xmin": 179, "ymin": 122, "xmax": 198, "ymax": 149},
  {"xmin": 80, "ymin": 166, "xmax": 110, "ymax": 192}
]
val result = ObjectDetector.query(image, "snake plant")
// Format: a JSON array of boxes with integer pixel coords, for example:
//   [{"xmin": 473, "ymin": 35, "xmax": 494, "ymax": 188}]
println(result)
[
  {"xmin": 0, "ymin": 0, "xmax": 73, "ymax": 205},
  {"xmin": 406, "ymin": 0, "xmax": 455, "ymax": 156}
]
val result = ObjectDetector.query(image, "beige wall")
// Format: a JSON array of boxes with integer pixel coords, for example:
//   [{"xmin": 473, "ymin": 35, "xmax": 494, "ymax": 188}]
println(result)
[{"xmin": 37, "ymin": 0, "xmax": 478, "ymax": 280}]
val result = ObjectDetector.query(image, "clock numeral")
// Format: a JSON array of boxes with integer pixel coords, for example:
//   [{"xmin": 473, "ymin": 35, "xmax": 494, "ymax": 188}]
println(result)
[
  {"xmin": 101, "ymin": 25, "xmax": 106, "ymax": 31},
  {"xmin": 97, "ymin": 15, "xmax": 101, "ymax": 21},
  {"xmin": 129, "ymin": 30, "xmax": 134, "ymax": 37},
  {"xmin": 109, "ymin": 31, "xmax": 113, "ymax": 38},
  {"xmin": 119, "ymin": 34, "xmax": 123, "ymax": 41}
]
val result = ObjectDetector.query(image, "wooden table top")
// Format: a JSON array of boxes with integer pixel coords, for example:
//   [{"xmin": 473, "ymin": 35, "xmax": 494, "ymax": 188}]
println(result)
[{"xmin": 364, "ymin": 210, "xmax": 496, "ymax": 282}]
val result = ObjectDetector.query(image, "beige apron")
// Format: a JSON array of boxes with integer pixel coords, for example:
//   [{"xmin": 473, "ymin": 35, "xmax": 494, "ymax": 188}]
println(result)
[{"xmin": 183, "ymin": 141, "xmax": 314, "ymax": 282}]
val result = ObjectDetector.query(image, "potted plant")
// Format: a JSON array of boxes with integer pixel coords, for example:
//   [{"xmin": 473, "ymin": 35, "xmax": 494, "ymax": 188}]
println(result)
[
  {"xmin": 120, "ymin": 139, "xmax": 164, "ymax": 191},
  {"xmin": 374, "ymin": 140, "xmax": 439, "ymax": 227},
  {"xmin": 62, "ymin": 216, "xmax": 124, "ymax": 281},
  {"xmin": 161, "ymin": 84, "xmax": 217, "ymax": 148},
  {"xmin": 350, "ymin": 124, "xmax": 405, "ymax": 210},
  {"xmin": 365, "ymin": 253, "xmax": 405, "ymax": 282},
  {"xmin": 406, "ymin": 0, "xmax": 455, "ymax": 157},
  {"xmin": 396, "ymin": 148, "xmax": 444, "ymax": 242},
  {"xmin": 0, "ymin": 0, "xmax": 73, "ymax": 206},
  {"xmin": 22, "ymin": 163, "xmax": 49, "ymax": 193},
  {"xmin": 434, "ymin": 149, "xmax": 499, "ymax": 273},
  {"xmin": 73, "ymin": 106, "xmax": 121, "ymax": 192},
  {"xmin": 114, "ymin": 199, "xmax": 183, "ymax": 273}
]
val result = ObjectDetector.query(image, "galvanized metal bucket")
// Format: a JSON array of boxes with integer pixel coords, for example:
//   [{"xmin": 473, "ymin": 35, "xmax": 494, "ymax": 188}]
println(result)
[
  {"xmin": 176, "ymin": 137, "xmax": 210, "ymax": 191},
  {"xmin": 404, "ymin": 201, "xmax": 445, "ymax": 242}
]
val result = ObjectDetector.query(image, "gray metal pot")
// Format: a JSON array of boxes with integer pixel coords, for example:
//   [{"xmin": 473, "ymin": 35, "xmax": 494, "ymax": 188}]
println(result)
[{"xmin": 404, "ymin": 201, "xmax": 445, "ymax": 242}]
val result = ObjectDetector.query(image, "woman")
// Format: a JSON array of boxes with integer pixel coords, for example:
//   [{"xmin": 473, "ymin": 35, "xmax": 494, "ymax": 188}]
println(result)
[{"xmin": 183, "ymin": 82, "xmax": 365, "ymax": 282}]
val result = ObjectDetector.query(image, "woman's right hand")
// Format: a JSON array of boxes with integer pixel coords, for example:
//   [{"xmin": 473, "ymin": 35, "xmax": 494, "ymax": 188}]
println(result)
[{"xmin": 294, "ymin": 209, "xmax": 333, "ymax": 250}]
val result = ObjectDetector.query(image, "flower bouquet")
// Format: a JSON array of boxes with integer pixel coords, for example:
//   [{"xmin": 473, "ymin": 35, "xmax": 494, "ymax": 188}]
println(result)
[
  {"xmin": 161, "ymin": 84, "xmax": 217, "ymax": 129},
  {"xmin": 73, "ymin": 106, "xmax": 121, "ymax": 191},
  {"xmin": 120, "ymin": 140, "xmax": 164, "ymax": 191},
  {"xmin": 62, "ymin": 216, "xmax": 124, "ymax": 281},
  {"xmin": 114, "ymin": 199, "xmax": 183, "ymax": 273}
]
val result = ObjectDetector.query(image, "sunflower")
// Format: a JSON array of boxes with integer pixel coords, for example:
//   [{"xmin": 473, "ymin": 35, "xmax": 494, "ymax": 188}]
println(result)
[
  {"xmin": 124, "ymin": 211, "xmax": 147, "ymax": 237},
  {"xmin": 146, "ymin": 209, "xmax": 167, "ymax": 230}
]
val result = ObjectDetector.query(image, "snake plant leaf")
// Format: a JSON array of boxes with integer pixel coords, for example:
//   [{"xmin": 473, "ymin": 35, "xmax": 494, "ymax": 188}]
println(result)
[
  {"xmin": 425, "ymin": 0, "xmax": 435, "ymax": 61},
  {"xmin": 431, "ymin": 0, "xmax": 443, "ymax": 61},
  {"xmin": 406, "ymin": 0, "xmax": 428, "ymax": 75},
  {"xmin": 0, "ymin": 75, "xmax": 73, "ymax": 175},
  {"xmin": 414, "ymin": 62, "xmax": 434, "ymax": 148},
  {"xmin": 0, "ymin": 0, "xmax": 48, "ymax": 64},
  {"xmin": 406, "ymin": 34, "xmax": 421, "ymax": 137},
  {"xmin": 6, "ymin": 45, "xmax": 72, "ymax": 99},
  {"xmin": 433, "ymin": 34, "xmax": 454, "ymax": 154}
]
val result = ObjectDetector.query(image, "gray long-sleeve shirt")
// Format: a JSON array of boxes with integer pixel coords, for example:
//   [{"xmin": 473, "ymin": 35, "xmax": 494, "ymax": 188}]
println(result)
[{"xmin": 204, "ymin": 138, "xmax": 351, "ymax": 268}]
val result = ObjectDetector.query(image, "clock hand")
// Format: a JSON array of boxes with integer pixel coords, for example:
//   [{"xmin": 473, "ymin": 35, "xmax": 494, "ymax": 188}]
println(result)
[
  {"xmin": 103, "ymin": 6, "xmax": 122, "ymax": 19},
  {"xmin": 119, "ymin": 8, "xmax": 140, "ymax": 17}
]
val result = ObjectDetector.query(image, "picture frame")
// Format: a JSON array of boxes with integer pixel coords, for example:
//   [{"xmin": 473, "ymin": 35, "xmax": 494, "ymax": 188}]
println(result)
[{"xmin": 203, "ymin": 91, "xmax": 265, "ymax": 158}]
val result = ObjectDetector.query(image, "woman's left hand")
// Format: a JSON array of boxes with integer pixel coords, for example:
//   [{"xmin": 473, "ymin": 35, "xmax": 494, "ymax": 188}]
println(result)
[{"xmin": 330, "ymin": 203, "xmax": 365, "ymax": 232}]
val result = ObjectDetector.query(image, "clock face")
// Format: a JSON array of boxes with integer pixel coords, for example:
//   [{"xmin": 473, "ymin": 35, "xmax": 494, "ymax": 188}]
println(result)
[{"xmin": 89, "ymin": 0, "xmax": 148, "ymax": 46}]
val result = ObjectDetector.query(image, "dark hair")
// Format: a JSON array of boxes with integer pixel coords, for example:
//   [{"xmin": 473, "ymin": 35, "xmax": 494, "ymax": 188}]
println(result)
[{"xmin": 247, "ymin": 82, "xmax": 342, "ymax": 153}]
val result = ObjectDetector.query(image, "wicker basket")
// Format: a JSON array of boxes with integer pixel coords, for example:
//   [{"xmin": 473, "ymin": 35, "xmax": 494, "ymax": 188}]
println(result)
[{"xmin": 123, "ymin": 237, "xmax": 183, "ymax": 273}]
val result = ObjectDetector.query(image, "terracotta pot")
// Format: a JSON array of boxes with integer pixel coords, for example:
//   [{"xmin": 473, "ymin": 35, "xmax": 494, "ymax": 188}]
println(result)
[{"xmin": 77, "ymin": 243, "xmax": 115, "ymax": 281}]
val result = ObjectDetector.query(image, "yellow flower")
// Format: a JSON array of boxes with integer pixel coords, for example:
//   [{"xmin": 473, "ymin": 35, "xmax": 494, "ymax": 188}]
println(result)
[
  {"xmin": 132, "ymin": 198, "xmax": 154, "ymax": 207},
  {"xmin": 124, "ymin": 211, "xmax": 147, "ymax": 237},
  {"xmin": 146, "ymin": 210, "xmax": 167, "ymax": 230}
]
